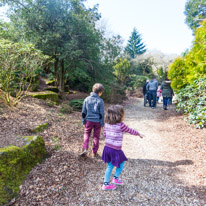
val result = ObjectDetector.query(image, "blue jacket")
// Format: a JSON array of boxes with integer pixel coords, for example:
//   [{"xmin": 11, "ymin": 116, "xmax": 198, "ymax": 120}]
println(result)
[
  {"xmin": 146, "ymin": 79, "xmax": 158, "ymax": 91},
  {"xmin": 82, "ymin": 92, "xmax": 104, "ymax": 127}
]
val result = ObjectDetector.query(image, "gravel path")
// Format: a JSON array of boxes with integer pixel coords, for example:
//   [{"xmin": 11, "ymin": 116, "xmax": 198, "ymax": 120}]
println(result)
[
  {"xmin": 12, "ymin": 98, "xmax": 206, "ymax": 206},
  {"xmin": 77, "ymin": 98, "xmax": 206, "ymax": 206}
]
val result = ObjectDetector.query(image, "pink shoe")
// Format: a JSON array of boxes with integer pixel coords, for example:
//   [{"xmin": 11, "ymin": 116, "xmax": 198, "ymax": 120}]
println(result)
[
  {"xmin": 112, "ymin": 178, "xmax": 124, "ymax": 185},
  {"xmin": 102, "ymin": 183, "xmax": 116, "ymax": 190}
]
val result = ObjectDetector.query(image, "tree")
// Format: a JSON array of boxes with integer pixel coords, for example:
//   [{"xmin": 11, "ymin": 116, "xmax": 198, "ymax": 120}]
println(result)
[
  {"xmin": 125, "ymin": 28, "xmax": 146, "ymax": 58},
  {"xmin": 127, "ymin": 56, "xmax": 154, "ymax": 89},
  {"xmin": 184, "ymin": 0, "xmax": 206, "ymax": 33},
  {"xmin": 1, "ymin": 0, "xmax": 102, "ymax": 94},
  {"xmin": 130, "ymin": 56, "xmax": 154, "ymax": 77},
  {"xmin": 157, "ymin": 67, "xmax": 167, "ymax": 82},
  {"xmin": 113, "ymin": 58, "xmax": 131, "ymax": 84},
  {"xmin": 101, "ymin": 35, "xmax": 124, "ymax": 65}
]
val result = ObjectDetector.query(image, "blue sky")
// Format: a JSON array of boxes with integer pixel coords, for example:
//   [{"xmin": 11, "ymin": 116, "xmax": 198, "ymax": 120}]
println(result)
[
  {"xmin": 0, "ymin": 0, "xmax": 194, "ymax": 55},
  {"xmin": 85, "ymin": 0, "xmax": 194, "ymax": 55}
]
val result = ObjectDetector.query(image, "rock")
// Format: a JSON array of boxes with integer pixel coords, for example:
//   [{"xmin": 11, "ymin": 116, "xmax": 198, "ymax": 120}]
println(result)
[
  {"xmin": 29, "ymin": 91, "xmax": 58, "ymax": 103},
  {"xmin": 45, "ymin": 80, "xmax": 55, "ymax": 86},
  {"xmin": 0, "ymin": 136, "xmax": 46, "ymax": 206}
]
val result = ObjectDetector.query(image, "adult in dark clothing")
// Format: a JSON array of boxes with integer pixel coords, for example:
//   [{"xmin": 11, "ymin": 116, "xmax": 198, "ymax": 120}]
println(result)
[
  {"xmin": 160, "ymin": 77, "xmax": 174, "ymax": 110},
  {"xmin": 142, "ymin": 79, "xmax": 149, "ymax": 95},
  {"xmin": 146, "ymin": 78, "xmax": 158, "ymax": 108},
  {"xmin": 143, "ymin": 80, "xmax": 150, "ymax": 107}
]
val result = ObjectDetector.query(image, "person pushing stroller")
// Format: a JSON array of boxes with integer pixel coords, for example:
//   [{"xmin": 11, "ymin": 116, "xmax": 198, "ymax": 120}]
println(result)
[{"xmin": 146, "ymin": 78, "xmax": 158, "ymax": 108}]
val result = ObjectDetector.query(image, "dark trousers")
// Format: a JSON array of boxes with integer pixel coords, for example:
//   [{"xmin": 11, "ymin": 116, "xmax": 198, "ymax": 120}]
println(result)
[
  {"xmin": 83, "ymin": 120, "xmax": 101, "ymax": 154},
  {"xmin": 163, "ymin": 97, "xmax": 169, "ymax": 107},
  {"xmin": 148, "ymin": 90, "xmax": 157, "ymax": 107},
  {"xmin": 168, "ymin": 97, "xmax": 172, "ymax": 105}
]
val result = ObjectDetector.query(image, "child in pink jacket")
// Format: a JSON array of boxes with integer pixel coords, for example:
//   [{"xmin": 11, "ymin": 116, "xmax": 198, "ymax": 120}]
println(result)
[{"xmin": 156, "ymin": 86, "xmax": 162, "ymax": 103}]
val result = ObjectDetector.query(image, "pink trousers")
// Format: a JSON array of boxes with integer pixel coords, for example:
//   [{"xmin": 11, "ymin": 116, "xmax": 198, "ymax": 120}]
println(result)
[{"xmin": 83, "ymin": 121, "xmax": 101, "ymax": 154}]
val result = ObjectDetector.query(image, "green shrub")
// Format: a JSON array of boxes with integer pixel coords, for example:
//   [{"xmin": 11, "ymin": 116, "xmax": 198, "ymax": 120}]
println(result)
[
  {"xmin": 31, "ymin": 123, "xmax": 49, "ymax": 133},
  {"xmin": 51, "ymin": 136, "xmax": 61, "ymax": 151},
  {"xmin": 69, "ymin": 99, "xmax": 84, "ymax": 111},
  {"xmin": 175, "ymin": 77, "xmax": 206, "ymax": 128},
  {"xmin": 29, "ymin": 75, "xmax": 40, "ymax": 92},
  {"xmin": 168, "ymin": 20, "xmax": 206, "ymax": 128},
  {"xmin": 102, "ymin": 84, "xmax": 126, "ymax": 104},
  {"xmin": 127, "ymin": 75, "xmax": 148, "ymax": 89},
  {"xmin": 168, "ymin": 20, "xmax": 206, "ymax": 91},
  {"xmin": 0, "ymin": 39, "xmax": 51, "ymax": 106},
  {"xmin": 45, "ymin": 99, "xmax": 56, "ymax": 107},
  {"xmin": 59, "ymin": 103, "xmax": 73, "ymax": 114},
  {"xmin": 113, "ymin": 58, "xmax": 131, "ymax": 84}
]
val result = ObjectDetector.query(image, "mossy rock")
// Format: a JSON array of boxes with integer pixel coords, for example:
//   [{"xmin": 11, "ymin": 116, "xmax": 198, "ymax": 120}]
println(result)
[
  {"xmin": 31, "ymin": 123, "xmax": 49, "ymax": 133},
  {"xmin": 45, "ymin": 80, "xmax": 55, "ymax": 86},
  {"xmin": 0, "ymin": 136, "xmax": 46, "ymax": 206},
  {"xmin": 46, "ymin": 87, "xmax": 59, "ymax": 93},
  {"xmin": 29, "ymin": 91, "xmax": 58, "ymax": 103}
]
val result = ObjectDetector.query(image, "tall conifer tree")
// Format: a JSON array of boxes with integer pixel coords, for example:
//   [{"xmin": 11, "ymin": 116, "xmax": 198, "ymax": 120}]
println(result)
[
  {"xmin": 125, "ymin": 28, "xmax": 146, "ymax": 58},
  {"xmin": 184, "ymin": 0, "xmax": 206, "ymax": 33}
]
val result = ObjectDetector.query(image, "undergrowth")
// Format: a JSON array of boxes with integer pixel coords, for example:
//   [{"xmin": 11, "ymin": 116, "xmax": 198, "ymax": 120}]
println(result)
[{"xmin": 176, "ymin": 77, "xmax": 206, "ymax": 128}]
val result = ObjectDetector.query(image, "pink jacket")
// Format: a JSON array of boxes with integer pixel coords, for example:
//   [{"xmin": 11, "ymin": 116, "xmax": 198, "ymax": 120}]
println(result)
[
  {"xmin": 157, "ymin": 89, "xmax": 162, "ymax": 97},
  {"xmin": 104, "ymin": 122, "xmax": 140, "ymax": 150}
]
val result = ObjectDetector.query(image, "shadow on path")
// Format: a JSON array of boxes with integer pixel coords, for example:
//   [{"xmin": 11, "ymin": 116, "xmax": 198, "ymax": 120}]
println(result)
[
  {"xmin": 124, "ymin": 158, "xmax": 206, "ymax": 205},
  {"xmin": 131, "ymin": 158, "xmax": 194, "ymax": 167}
]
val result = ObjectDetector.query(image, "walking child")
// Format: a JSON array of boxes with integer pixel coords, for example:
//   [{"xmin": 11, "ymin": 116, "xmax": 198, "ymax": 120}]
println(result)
[
  {"xmin": 80, "ymin": 83, "xmax": 104, "ymax": 157},
  {"xmin": 156, "ymin": 86, "xmax": 162, "ymax": 103},
  {"xmin": 102, "ymin": 105, "xmax": 144, "ymax": 190}
]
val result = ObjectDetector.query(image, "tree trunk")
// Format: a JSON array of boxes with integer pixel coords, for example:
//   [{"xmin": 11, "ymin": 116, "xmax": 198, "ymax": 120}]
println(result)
[
  {"xmin": 58, "ymin": 59, "xmax": 65, "ymax": 97},
  {"xmin": 54, "ymin": 57, "xmax": 59, "ymax": 87}
]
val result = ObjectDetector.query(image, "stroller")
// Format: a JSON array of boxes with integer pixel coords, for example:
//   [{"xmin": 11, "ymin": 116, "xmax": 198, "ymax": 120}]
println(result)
[{"xmin": 144, "ymin": 92, "xmax": 156, "ymax": 107}]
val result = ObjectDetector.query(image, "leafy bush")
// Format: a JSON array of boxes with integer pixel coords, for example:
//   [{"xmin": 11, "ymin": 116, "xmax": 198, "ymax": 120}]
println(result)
[
  {"xmin": 69, "ymin": 99, "xmax": 84, "ymax": 111},
  {"xmin": 113, "ymin": 58, "xmax": 131, "ymax": 84},
  {"xmin": 65, "ymin": 67, "xmax": 92, "ymax": 92},
  {"xmin": 51, "ymin": 136, "xmax": 61, "ymax": 151},
  {"xmin": 168, "ymin": 20, "xmax": 206, "ymax": 91},
  {"xmin": 168, "ymin": 20, "xmax": 206, "ymax": 128},
  {"xmin": 102, "ymin": 83, "xmax": 126, "ymax": 104},
  {"xmin": 45, "ymin": 99, "xmax": 57, "ymax": 107},
  {"xmin": 127, "ymin": 75, "xmax": 148, "ymax": 89},
  {"xmin": 0, "ymin": 39, "xmax": 51, "ymax": 106},
  {"xmin": 59, "ymin": 103, "xmax": 73, "ymax": 114},
  {"xmin": 175, "ymin": 77, "xmax": 206, "ymax": 128}
]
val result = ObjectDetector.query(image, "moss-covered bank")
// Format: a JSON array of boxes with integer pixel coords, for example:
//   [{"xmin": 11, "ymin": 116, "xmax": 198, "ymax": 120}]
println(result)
[
  {"xmin": 29, "ymin": 91, "xmax": 58, "ymax": 103},
  {"xmin": 0, "ymin": 136, "xmax": 46, "ymax": 206},
  {"xmin": 31, "ymin": 123, "xmax": 49, "ymax": 133}
]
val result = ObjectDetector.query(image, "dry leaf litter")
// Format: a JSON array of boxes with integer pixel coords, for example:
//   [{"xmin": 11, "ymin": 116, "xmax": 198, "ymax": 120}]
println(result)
[{"xmin": 0, "ymin": 96, "xmax": 205, "ymax": 206}]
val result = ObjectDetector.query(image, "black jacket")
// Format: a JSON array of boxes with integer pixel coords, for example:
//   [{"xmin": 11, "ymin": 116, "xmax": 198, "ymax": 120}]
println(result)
[{"xmin": 143, "ymin": 82, "xmax": 149, "ymax": 95}]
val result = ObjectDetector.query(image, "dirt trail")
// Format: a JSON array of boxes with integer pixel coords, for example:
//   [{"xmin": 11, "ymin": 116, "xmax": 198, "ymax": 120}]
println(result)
[
  {"xmin": 77, "ymin": 98, "xmax": 206, "ymax": 205},
  {"xmin": 13, "ymin": 97, "xmax": 206, "ymax": 206}
]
